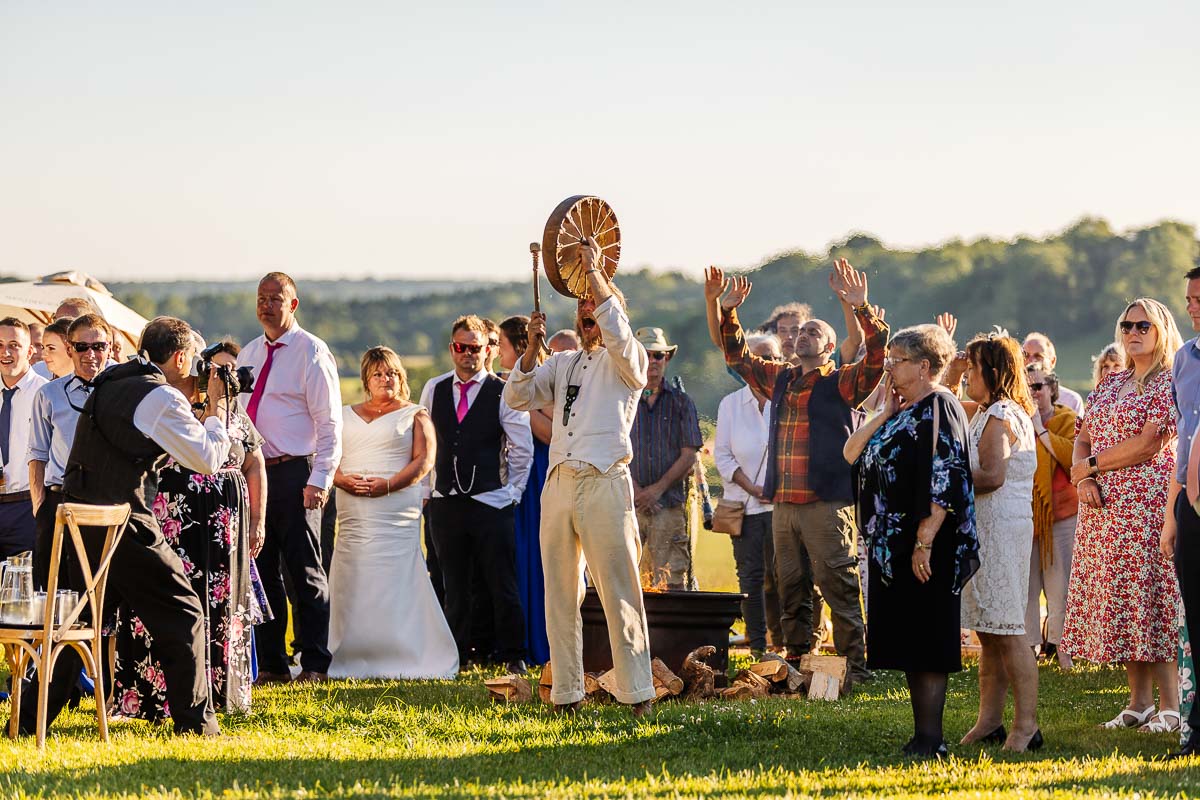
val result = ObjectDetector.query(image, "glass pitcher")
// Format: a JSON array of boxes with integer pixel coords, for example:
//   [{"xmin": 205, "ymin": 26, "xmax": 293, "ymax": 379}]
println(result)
[{"xmin": 0, "ymin": 553, "xmax": 35, "ymax": 624}]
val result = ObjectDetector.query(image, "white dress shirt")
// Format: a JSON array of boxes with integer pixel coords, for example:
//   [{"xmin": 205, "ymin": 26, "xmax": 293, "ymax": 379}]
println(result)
[
  {"xmin": 714, "ymin": 386, "xmax": 773, "ymax": 515},
  {"xmin": 421, "ymin": 368, "xmax": 533, "ymax": 509},
  {"xmin": 133, "ymin": 384, "xmax": 232, "ymax": 474},
  {"xmin": 504, "ymin": 297, "xmax": 648, "ymax": 474},
  {"xmin": 237, "ymin": 322, "xmax": 343, "ymax": 491},
  {"xmin": 0, "ymin": 368, "xmax": 48, "ymax": 492}
]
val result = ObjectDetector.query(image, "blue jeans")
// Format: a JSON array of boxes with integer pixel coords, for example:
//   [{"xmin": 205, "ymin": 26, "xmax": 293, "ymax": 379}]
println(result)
[{"xmin": 732, "ymin": 511, "xmax": 782, "ymax": 651}]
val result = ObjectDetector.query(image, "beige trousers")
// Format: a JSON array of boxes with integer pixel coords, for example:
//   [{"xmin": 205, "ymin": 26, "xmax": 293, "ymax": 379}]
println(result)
[
  {"xmin": 637, "ymin": 504, "xmax": 690, "ymax": 590},
  {"xmin": 541, "ymin": 460, "xmax": 655, "ymax": 705}
]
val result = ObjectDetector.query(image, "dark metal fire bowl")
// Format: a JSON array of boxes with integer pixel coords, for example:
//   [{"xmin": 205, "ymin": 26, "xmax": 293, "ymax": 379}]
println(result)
[{"xmin": 580, "ymin": 587, "xmax": 746, "ymax": 687}]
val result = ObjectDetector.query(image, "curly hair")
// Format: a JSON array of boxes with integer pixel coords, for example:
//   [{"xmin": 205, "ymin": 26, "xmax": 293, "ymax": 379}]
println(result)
[{"xmin": 965, "ymin": 333, "xmax": 1035, "ymax": 416}]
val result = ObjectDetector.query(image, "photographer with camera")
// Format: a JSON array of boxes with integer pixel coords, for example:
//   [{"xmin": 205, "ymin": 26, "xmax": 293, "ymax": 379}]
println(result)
[{"xmin": 109, "ymin": 334, "xmax": 269, "ymax": 720}]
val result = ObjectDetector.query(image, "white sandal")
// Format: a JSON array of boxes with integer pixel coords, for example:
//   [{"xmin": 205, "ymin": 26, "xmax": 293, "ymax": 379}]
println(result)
[
  {"xmin": 1102, "ymin": 705, "xmax": 1156, "ymax": 729},
  {"xmin": 1140, "ymin": 709, "xmax": 1181, "ymax": 733}
]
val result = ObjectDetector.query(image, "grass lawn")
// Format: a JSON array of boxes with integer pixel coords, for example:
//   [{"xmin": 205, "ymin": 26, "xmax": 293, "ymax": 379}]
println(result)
[{"xmin": 2, "ymin": 658, "xmax": 1197, "ymax": 799}]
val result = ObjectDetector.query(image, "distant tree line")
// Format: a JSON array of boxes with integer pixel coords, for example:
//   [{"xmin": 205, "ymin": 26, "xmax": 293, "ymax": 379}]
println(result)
[{"xmin": 118, "ymin": 217, "xmax": 1199, "ymax": 420}]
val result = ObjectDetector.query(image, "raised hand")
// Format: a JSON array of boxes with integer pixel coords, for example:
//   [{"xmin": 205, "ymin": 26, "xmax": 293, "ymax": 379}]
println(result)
[
  {"xmin": 703, "ymin": 266, "xmax": 728, "ymax": 303},
  {"xmin": 872, "ymin": 304, "xmax": 887, "ymax": 321},
  {"xmin": 721, "ymin": 275, "xmax": 753, "ymax": 310},
  {"xmin": 578, "ymin": 237, "xmax": 601, "ymax": 272},
  {"xmin": 527, "ymin": 311, "xmax": 547, "ymax": 346},
  {"xmin": 936, "ymin": 312, "xmax": 958, "ymax": 340},
  {"xmin": 830, "ymin": 258, "xmax": 868, "ymax": 308}
]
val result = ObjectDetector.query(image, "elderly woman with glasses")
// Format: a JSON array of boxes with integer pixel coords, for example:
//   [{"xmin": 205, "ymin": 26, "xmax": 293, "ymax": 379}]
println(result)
[
  {"xmin": 1062, "ymin": 298, "xmax": 1184, "ymax": 734},
  {"xmin": 844, "ymin": 324, "xmax": 979, "ymax": 759},
  {"xmin": 1023, "ymin": 366, "xmax": 1078, "ymax": 671}
]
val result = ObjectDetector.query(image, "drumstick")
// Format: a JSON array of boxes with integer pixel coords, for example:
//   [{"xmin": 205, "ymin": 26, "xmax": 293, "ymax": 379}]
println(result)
[{"xmin": 530, "ymin": 243, "xmax": 551, "ymax": 354}]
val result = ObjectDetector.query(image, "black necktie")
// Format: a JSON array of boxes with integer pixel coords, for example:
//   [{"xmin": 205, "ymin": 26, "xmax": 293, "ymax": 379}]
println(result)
[{"xmin": 0, "ymin": 386, "xmax": 17, "ymax": 467}]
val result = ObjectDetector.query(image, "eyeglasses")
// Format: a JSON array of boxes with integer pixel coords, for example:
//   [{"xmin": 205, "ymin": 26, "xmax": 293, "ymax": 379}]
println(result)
[
  {"xmin": 1119, "ymin": 320, "xmax": 1153, "ymax": 335},
  {"xmin": 451, "ymin": 342, "xmax": 484, "ymax": 354},
  {"xmin": 1028, "ymin": 382, "xmax": 1046, "ymax": 392},
  {"xmin": 883, "ymin": 356, "xmax": 912, "ymax": 369},
  {"xmin": 71, "ymin": 341, "xmax": 109, "ymax": 353},
  {"xmin": 648, "ymin": 351, "xmax": 669, "ymax": 361}
]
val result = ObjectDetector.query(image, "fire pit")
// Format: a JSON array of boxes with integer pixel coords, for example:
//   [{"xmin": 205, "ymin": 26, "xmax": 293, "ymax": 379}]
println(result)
[{"xmin": 581, "ymin": 587, "xmax": 746, "ymax": 687}]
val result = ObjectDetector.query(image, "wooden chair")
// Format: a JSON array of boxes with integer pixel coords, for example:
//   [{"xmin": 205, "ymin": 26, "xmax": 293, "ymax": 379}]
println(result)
[{"xmin": 0, "ymin": 502, "xmax": 130, "ymax": 748}]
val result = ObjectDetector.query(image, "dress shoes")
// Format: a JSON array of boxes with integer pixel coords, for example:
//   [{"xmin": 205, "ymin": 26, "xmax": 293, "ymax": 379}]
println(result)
[
  {"xmin": 631, "ymin": 700, "xmax": 653, "ymax": 718},
  {"xmin": 505, "ymin": 660, "xmax": 528, "ymax": 676},
  {"xmin": 980, "ymin": 724, "xmax": 1007, "ymax": 745},
  {"xmin": 294, "ymin": 671, "xmax": 329, "ymax": 684},
  {"xmin": 1168, "ymin": 732, "xmax": 1200, "ymax": 759},
  {"xmin": 252, "ymin": 671, "xmax": 293, "ymax": 686},
  {"xmin": 903, "ymin": 735, "xmax": 949, "ymax": 759}
]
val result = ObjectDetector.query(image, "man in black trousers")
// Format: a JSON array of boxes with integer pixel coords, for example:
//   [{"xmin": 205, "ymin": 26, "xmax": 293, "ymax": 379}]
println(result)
[
  {"xmin": 239, "ymin": 273, "xmax": 342, "ymax": 684},
  {"xmin": 15, "ymin": 317, "xmax": 232, "ymax": 736},
  {"xmin": 1166, "ymin": 262, "xmax": 1200, "ymax": 757},
  {"xmin": 427, "ymin": 314, "xmax": 532, "ymax": 673}
]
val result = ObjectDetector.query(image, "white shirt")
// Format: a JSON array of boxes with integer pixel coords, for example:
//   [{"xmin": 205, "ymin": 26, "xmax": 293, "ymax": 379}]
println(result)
[
  {"xmin": 714, "ymin": 386, "xmax": 773, "ymax": 515},
  {"xmin": 421, "ymin": 368, "xmax": 533, "ymax": 509},
  {"xmin": 238, "ymin": 322, "xmax": 343, "ymax": 491},
  {"xmin": 504, "ymin": 296, "xmax": 648, "ymax": 473},
  {"xmin": 133, "ymin": 384, "xmax": 232, "ymax": 475},
  {"xmin": 1058, "ymin": 385, "xmax": 1084, "ymax": 414},
  {"xmin": 0, "ymin": 368, "xmax": 47, "ymax": 492}
]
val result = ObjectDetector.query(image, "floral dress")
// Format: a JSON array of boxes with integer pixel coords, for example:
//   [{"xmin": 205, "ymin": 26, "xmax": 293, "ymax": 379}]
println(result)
[
  {"xmin": 854, "ymin": 391, "xmax": 980, "ymax": 673},
  {"xmin": 112, "ymin": 406, "xmax": 264, "ymax": 719},
  {"xmin": 1061, "ymin": 369, "xmax": 1180, "ymax": 663}
]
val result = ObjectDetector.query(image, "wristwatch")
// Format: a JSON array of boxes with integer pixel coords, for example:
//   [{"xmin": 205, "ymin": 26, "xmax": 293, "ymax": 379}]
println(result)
[{"xmin": 1087, "ymin": 455, "xmax": 1098, "ymax": 474}]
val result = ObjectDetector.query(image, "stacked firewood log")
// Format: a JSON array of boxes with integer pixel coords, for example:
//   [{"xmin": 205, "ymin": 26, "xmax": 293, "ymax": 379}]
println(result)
[{"xmin": 484, "ymin": 650, "xmax": 850, "ymax": 705}]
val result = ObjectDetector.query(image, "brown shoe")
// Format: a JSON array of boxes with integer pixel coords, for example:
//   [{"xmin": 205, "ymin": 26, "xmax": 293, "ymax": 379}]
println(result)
[
  {"xmin": 252, "ymin": 671, "xmax": 293, "ymax": 686},
  {"xmin": 630, "ymin": 700, "xmax": 653, "ymax": 718},
  {"xmin": 294, "ymin": 671, "xmax": 329, "ymax": 684}
]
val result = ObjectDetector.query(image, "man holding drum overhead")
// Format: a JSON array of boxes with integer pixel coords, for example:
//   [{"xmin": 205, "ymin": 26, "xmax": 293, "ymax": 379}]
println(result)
[{"xmin": 503, "ymin": 237, "xmax": 655, "ymax": 716}]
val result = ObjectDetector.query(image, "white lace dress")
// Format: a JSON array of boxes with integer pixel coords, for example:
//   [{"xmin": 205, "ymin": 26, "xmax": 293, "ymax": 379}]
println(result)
[{"xmin": 962, "ymin": 400, "xmax": 1037, "ymax": 635}]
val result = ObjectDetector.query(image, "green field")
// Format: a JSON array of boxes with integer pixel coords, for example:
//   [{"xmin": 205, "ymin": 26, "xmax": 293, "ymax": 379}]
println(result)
[{"xmin": 1, "ymin": 659, "xmax": 1195, "ymax": 799}]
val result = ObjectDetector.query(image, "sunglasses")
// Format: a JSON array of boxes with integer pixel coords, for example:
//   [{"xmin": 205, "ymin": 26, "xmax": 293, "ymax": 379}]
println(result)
[
  {"xmin": 648, "ymin": 351, "xmax": 669, "ymax": 361},
  {"xmin": 71, "ymin": 341, "xmax": 109, "ymax": 353},
  {"xmin": 1028, "ymin": 382, "xmax": 1046, "ymax": 392},
  {"xmin": 1119, "ymin": 320, "xmax": 1153, "ymax": 335},
  {"xmin": 451, "ymin": 342, "xmax": 485, "ymax": 354}
]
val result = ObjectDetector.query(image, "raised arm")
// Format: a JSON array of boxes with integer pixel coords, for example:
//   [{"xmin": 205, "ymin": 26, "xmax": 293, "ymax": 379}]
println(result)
[
  {"xmin": 843, "ymin": 375, "xmax": 899, "ymax": 464},
  {"xmin": 719, "ymin": 276, "xmax": 788, "ymax": 398},
  {"xmin": 505, "ymin": 322, "xmax": 559, "ymax": 412},
  {"xmin": 830, "ymin": 260, "xmax": 888, "ymax": 407}
]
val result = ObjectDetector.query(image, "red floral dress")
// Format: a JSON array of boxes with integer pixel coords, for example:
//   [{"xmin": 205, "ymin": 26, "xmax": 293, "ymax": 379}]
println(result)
[{"xmin": 1061, "ymin": 369, "xmax": 1180, "ymax": 663}]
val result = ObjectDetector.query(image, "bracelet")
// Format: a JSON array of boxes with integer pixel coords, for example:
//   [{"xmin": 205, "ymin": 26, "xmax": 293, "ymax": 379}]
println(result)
[
  {"xmin": 914, "ymin": 540, "xmax": 932, "ymax": 552},
  {"xmin": 1078, "ymin": 477, "xmax": 1099, "ymax": 486}
]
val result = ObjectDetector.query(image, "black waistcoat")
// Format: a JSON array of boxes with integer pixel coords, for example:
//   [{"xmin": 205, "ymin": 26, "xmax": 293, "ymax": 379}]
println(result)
[
  {"xmin": 763, "ymin": 367, "xmax": 864, "ymax": 504},
  {"xmin": 430, "ymin": 374, "xmax": 504, "ymax": 496},
  {"xmin": 62, "ymin": 360, "xmax": 168, "ymax": 519}
]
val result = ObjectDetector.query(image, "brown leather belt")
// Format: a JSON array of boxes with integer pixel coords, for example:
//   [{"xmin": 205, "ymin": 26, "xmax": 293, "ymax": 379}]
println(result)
[
  {"xmin": 0, "ymin": 490, "xmax": 31, "ymax": 504},
  {"xmin": 265, "ymin": 454, "xmax": 311, "ymax": 468}
]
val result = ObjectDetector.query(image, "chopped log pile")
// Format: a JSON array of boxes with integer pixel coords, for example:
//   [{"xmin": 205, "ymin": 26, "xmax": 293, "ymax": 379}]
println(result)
[{"xmin": 483, "ymin": 650, "xmax": 850, "ymax": 706}]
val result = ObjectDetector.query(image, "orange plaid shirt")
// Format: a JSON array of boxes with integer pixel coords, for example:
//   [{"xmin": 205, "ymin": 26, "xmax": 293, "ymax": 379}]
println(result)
[{"xmin": 721, "ymin": 305, "xmax": 888, "ymax": 504}]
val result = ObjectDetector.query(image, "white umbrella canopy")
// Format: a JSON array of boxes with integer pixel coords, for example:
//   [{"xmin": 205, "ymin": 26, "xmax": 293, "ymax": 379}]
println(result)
[{"xmin": 0, "ymin": 271, "xmax": 148, "ymax": 353}]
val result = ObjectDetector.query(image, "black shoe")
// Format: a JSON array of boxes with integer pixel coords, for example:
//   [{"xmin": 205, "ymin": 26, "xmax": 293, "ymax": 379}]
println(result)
[
  {"xmin": 903, "ymin": 735, "xmax": 948, "ymax": 759},
  {"xmin": 505, "ymin": 660, "xmax": 528, "ymax": 676},
  {"xmin": 1026, "ymin": 729, "xmax": 1044, "ymax": 752},
  {"xmin": 980, "ymin": 724, "xmax": 1007, "ymax": 745},
  {"xmin": 1168, "ymin": 732, "xmax": 1199, "ymax": 759}
]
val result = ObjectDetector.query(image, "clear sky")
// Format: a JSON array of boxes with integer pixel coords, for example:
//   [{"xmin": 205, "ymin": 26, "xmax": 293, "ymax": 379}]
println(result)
[{"xmin": 1, "ymin": 1, "xmax": 1196, "ymax": 282}]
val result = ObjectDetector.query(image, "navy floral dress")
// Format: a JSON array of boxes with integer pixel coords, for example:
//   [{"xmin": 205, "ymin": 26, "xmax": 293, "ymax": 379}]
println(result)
[
  {"xmin": 112, "ymin": 406, "xmax": 264, "ymax": 719},
  {"xmin": 854, "ymin": 391, "xmax": 979, "ymax": 673}
]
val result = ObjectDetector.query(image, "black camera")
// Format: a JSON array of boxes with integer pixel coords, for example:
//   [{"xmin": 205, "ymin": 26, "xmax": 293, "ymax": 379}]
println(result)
[{"xmin": 197, "ymin": 342, "xmax": 255, "ymax": 395}]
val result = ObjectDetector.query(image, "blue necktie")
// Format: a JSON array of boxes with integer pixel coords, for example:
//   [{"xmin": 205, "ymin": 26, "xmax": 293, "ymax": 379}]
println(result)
[{"xmin": 0, "ymin": 386, "xmax": 16, "ymax": 467}]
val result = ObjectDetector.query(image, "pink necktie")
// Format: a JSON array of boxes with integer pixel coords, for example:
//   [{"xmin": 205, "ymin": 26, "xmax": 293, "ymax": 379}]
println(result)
[
  {"xmin": 456, "ymin": 380, "xmax": 476, "ymax": 423},
  {"xmin": 246, "ymin": 342, "xmax": 283, "ymax": 425},
  {"xmin": 1188, "ymin": 420, "xmax": 1200, "ymax": 505}
]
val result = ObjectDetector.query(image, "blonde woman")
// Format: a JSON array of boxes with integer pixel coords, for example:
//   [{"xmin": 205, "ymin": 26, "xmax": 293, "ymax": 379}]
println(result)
[
  {"xmin": 1091, "ymin": 342, "xmax": 1125, "ymax": 390},
  {"xmin": 1062, "ymin": 298, "xmax": 1183, "ymax": 733},
  {"xmin": 328, "ymin": 347, "xmax": 457, "ymax": 679}
]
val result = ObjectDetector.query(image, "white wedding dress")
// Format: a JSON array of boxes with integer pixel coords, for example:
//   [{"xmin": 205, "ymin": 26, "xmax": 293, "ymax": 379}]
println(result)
[{"xmin": 328, "ymin": 404, "xmax": 459, "ymax": 679}]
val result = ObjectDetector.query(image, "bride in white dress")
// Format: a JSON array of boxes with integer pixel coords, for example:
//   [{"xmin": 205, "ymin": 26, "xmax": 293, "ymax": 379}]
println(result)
[{"xmin": 329, "ymin": 347, "xmax": 458, "ymax": 679}]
